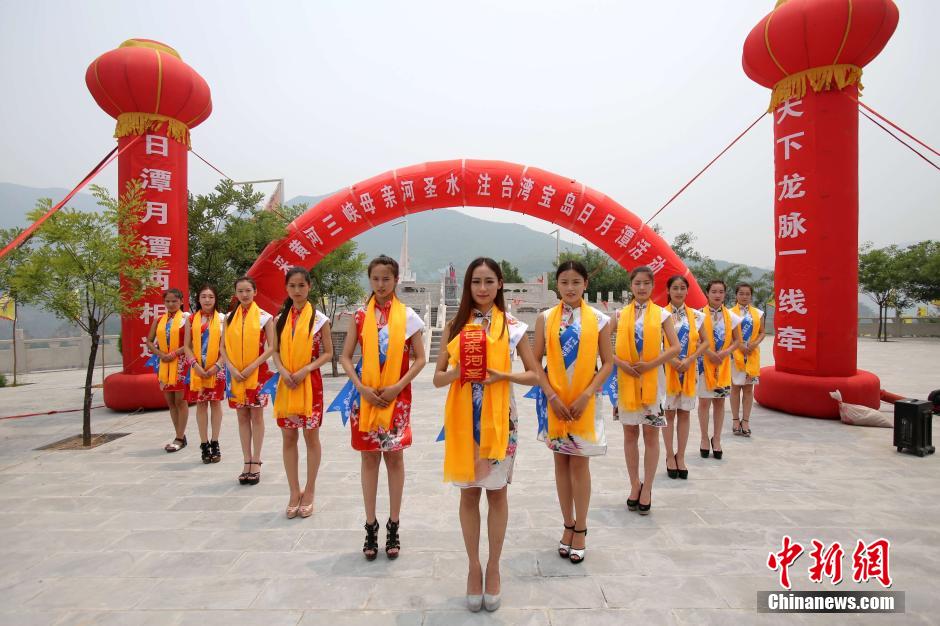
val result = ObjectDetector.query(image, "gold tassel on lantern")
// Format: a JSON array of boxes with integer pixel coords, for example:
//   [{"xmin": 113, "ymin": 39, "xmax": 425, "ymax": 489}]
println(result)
[
  {"xmin": 114, "ymin": 112, "xmax": 191, "ymax": 148},
  {"xmin": 768, "ymin": 64, "xmax": 863, "ymax": 112}
]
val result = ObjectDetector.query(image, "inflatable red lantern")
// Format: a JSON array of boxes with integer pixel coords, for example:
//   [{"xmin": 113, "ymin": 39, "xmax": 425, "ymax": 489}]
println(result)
[
  {"xmin": 86, "ymin": 39, "xmax": 212, "ymax": 410},
  {"xmin": 743, "ymin": 0, "xmax": 898, "ymax": 418}
]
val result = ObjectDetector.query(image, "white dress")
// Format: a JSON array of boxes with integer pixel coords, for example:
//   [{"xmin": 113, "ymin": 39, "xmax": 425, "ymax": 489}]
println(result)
[
  {"xmin": 730, "ymin": 307, "xmax": 764, "ymax": 386},
  {"xmin": 536, "ymin": 304, "xmax": 610, "ymax": 457},
  {"xmin": 696, "ymin": 307, "xmax": 743, "ymax": 399},
  {"xmin": 612, "ymin": 303, "xmax": 672, "ymax": 427},
  {"xmin": 664, "ymin": 307, "xmax": 706, "ymax": 412},
  {"xmin": 454, "ymin": 310, "xmax": 528, "ymax": 491}
]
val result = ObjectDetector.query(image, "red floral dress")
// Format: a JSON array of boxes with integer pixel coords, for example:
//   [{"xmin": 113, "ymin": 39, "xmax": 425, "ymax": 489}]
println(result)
[
  {"xmin": 276, "ymin": 307, "xmax": 327, "ymax": 430},
  {"xmin": 186, "ymin": 312, "xmax": 227, "ymax": 403},
  {"xmin": 349, "ymin": 301, "xmax": 423, "ymax": 452},
  {"xmin": 227, "ymin": 308, "xmax": 273, "ymax": 410},
  {"xmin": 158, "ymin": 312, "xmax": 190, "ymax": 393}
]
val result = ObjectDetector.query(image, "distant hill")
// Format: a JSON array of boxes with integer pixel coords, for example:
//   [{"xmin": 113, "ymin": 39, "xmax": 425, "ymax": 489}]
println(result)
[{"xmin": 0, "ymin": 182, "xmax": 101, "ymax": 229}]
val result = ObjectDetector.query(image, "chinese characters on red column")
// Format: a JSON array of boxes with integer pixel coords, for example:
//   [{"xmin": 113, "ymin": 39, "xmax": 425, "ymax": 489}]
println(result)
[
  {"xmin": 773, "ymin": 98, "xmax": 817, "ymax": 372},
  {"xmin": 120, "ymin": 127, "xmax": 188, "ymax": 371}
]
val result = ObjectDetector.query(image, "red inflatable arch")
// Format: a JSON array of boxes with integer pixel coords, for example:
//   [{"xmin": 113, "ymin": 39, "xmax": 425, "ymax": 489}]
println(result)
[{"xmin": 246, "ymin": 159, "xmax": 706, "ymax": 313}]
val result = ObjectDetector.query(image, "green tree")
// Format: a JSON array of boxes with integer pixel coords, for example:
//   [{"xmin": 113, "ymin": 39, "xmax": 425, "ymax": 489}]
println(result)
[
  {"xmin": 309, "ymin": 241, "xmax": 367, "ymax": 321},
  {"xmin": 899, "ymin": 240, "xmax": 940, "ymax": 304},
  {"xmin": 499, "ymin": 259, "xmax": 524, "ymax": 283},
  {"xmin": 187, "ymin": 180, "xmax": 298, "ymax": 308},
  {"xmin": 0, "ymin": 227, "xmax": 30, "ymax": 385},
  {"xmin": 858, "ymin": 243, "xmax": 906, "ymax": 341},
  {"xmin": 12, "ymin": 184, "xmax": 160, "ymax": 445},
  {"xmin": 308, "ymin": 241, "xmax": 367, "ymax": 375},
  {"xmin": 671, "ymin": 232, "xmax": 754, "ymax": 305},
  {"xmin": 751, "ymin": 270, "xmax": 775, "ymax": 313},
  {"xmin": 549, "ymin": 245, "xmax": 630, "ymax": 301}
]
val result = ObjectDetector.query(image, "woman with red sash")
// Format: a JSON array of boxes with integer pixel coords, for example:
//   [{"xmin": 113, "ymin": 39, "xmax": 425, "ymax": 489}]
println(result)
[{"xmin": 433, "ymin": 257, "xmax": 539, "ymax": 612}]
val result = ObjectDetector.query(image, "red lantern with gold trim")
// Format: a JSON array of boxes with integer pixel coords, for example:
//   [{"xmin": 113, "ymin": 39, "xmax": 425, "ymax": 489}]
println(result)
[
  {"xmin": 86, "ymin": 39, "xmax": 212, "ymax": 411},
  {"xmin": 742, "ymin": 1, "xmax": 898, "ymax": 418}
]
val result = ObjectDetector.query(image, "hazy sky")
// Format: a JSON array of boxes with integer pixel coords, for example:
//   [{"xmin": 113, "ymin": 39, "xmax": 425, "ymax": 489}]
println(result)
[{"xmin": 1, "ymin": 0, "xmax": 937, "ymax": 268}]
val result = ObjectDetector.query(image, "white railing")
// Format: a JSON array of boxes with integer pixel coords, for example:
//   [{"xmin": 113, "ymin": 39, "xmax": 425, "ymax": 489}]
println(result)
[{"xmin": 0, "ymin": 330, "xmax": 121, "ymax": 375}]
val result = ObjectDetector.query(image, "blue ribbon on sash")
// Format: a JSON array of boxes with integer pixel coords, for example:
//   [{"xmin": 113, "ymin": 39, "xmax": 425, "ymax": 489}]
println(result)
[
  {"xmin": 602, "ymin": 310, "xmax": 645, "ymax": 407},
  {"xmin": 327, "ymin": 326, "xmax": 388, "ymax": 426},
  {"xmin": 698, "ymin": 310, "xmax": 725, "ymax": 375},
  {"xmin": 525, "ymin": 323, "xmax": 582, "ymax": 436},
  {"xmin": 676, "ymin": 315, "xmax": 690, "ymax": 384},
  {"xmin": 741, "ymin": 310, "xmax": 753, "ymax": 343}
]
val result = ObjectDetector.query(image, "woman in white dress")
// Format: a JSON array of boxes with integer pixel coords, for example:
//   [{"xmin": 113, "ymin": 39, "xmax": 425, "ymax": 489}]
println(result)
[
  {"xmin": 697, "ymin": 280, "xmax": 743, "ymax": 460},
  {"xmin": 729, "ymin": 283, "xmax": 765, "ymax": 438},
  {"xmin": 531, "ymin": 261, "xmax": 613, "ymax": 564},
  {"xmin": 433, "ymin": 257, "xmax": 539, "ymax": 612},
  {"xmin": 662, "ymin": 275, "xmax": 708, "ymax": 480},
  {"xmin": 611, "ymin": 266, "xmax": 680, "ymax": 515}
]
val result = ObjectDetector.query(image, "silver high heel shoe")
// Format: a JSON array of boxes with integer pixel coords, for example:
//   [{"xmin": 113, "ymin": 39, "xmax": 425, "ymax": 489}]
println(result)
[
  {"xmin": 466, "ymin": 593, "xmax": 483, "ymax": 612},
  {"xmin": 484, "ymin": 592, "xmax": 502, "ymax": 611}
]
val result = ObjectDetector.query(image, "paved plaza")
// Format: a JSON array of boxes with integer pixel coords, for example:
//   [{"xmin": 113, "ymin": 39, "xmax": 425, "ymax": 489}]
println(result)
[{"xmin": 0, "ymin": 338, "xmax": 937, "ymax": 625}]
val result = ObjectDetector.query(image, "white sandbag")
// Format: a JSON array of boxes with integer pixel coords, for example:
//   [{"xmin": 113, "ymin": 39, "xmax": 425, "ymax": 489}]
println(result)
[{"xmin": 829, "ymin": 390, "xmax": 892, "ymax": 428}]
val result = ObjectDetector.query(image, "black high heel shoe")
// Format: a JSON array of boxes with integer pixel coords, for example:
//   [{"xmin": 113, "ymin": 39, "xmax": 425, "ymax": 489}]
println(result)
[
  {"xmin": 710, "ymin": 436, "xmax": 723, "ymax": 460},
  {"xmin": 200, "ymin": 441, "xmax": 211, "ymax": 464},
  {"xmin": 677, "ymin": 456, "xmax": 689, "ymax": 480},
  {"xmin": 363, "ymin": 519, "xmax": 380, "ymax": 561},
  {"xmin": 385, "ymin": 518, "xmax": 400, "ymax": 560},
  {"xmin": 638, "ymin": 484, "xmax": 652, "ymax": 515},
  {"xmin": 627, "ymin": 483, "xmax": 642, "ymax": 511},
  {"xmin": 700, "ymin": 444, "xmax": 710, "ymax": 458},
  {"xmin": 666, "ymin": 454, "xmax": 679, "ymax": 479}
]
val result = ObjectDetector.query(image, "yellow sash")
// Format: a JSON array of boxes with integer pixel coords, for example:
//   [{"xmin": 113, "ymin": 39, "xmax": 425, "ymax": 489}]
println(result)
[
  {"xmin": 665, "ymin": 304, "xmax": 699, "ymax": 397},
  {"xmin": 189, "ymin": 311, "xmax": 221, "ymax": 393},
  {"xmin": 224, "ymin": 302, "xmax": 262, "ymax": 404},
  {"xmin": 546, "ymin": 301, "xmax": 598, "ymax": 442},
  {"xmin": 731, "ymin": 304, "xmax": 762, "ymax": 377},
  {"xmin": 616, "ymin": 301, "xmax": 662, "ymax": 411},
  {"xmin": 359, "ymin": 296, "xmax": 407, "ymax": 432},
  {"xmin": 702, "ymin": 306, "xmax": 733, "ymax": 389},
  {"xmin": 275, "ymin": 303, "xmax": 314, "ymax": 419},
  {"xmin": 156, "ymin": 311, "xmax": 184, "ymax": 386},
  {"xmin": 443, "ymin": 307, "xmax": 510, "ymax": 482}
]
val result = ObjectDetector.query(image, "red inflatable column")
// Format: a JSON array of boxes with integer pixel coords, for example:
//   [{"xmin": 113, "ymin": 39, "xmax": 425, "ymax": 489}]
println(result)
[
  {"xmin": 86, "ymin": 39, "xmax": 212, "ymax": 411},
  {"xmin": 742, "ymin": 0, "xmax": 898, "ymax": 418}
]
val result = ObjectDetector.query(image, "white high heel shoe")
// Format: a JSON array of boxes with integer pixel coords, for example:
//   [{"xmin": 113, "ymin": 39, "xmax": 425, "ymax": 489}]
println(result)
[
  {"xmin": 466, "ymin": 593, "xmax": 484, "ymax": 612},
  {"xmin": 484, "ymin": 592, "xmax": 502, "ymax": 611}
]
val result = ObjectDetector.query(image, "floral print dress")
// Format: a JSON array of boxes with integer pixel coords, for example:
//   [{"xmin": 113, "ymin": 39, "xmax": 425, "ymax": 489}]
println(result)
[{"xmin": 454, "ymin": 309, "xmax": 528, "ymax": 491}]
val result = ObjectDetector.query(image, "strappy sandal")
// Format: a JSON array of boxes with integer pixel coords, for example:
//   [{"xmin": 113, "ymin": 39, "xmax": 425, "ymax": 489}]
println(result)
[
  {"xmin": 246, "ymin": 461, "xmax": 262, "ymax": 485},
  {"xmin": 385, "ymin": 518, "xmax": 401, "ymax": 559},
  {"xmin": 199, "ymin": 442, "xmax": 211, "ymax": 464},
  {"xmin": 209, "ymin": 440, "xmax": 221, "ymax": 463},
  {"xmin": 363, "ymin": 519, "xmax": 380, "ymax": 561},
  {"xmin": 238, "ymin": 461, "xmax": 252, "ymax": 485},
  {"xmin": 569, "ymin": 528, "xmax": 588, "ymax": 564},
  {"xmin": 558, "ymin": 523, "xmax": 575, "ymax": 558},
  {"xmin": 164, "ymin": 435, "xmax": 187, "ymax": 453},
  {"xmin": 732, "ymin": 418, "xmax": 742, "ymax": 436},
  {"xmin": 741, "ymin": 419, "xmax": 751, "ymax": 437}
]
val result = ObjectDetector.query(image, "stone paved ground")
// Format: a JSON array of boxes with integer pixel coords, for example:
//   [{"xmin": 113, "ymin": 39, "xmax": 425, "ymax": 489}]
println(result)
[{"xmin": 0, "ymin": 338, "xmax": 938, "ymax": 625}]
